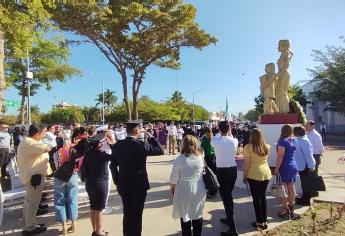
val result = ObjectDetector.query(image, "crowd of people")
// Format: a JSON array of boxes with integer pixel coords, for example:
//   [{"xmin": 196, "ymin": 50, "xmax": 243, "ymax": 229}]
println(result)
[{"xmin": 0, "ymin": 119, "xmax": 325, "ymax": 236}]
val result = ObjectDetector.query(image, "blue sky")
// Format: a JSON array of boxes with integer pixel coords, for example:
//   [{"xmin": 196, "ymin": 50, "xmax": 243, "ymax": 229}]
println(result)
[{"xmin": 4, "ymin": 0, "xmax": 345, "ymax": 115}]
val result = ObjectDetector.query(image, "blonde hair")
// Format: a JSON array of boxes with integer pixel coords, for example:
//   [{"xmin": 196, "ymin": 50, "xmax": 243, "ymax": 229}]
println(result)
[
  {"xmin": 249, "ymin": 128, "xmax": 269, "ymax": 156},
  {"xmin": 182, "ymin": 135, "xmax": 201, "ymax": 156}
]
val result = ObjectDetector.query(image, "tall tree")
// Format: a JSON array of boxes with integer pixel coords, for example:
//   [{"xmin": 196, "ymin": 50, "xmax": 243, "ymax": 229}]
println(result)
[
  {"xmin": 6, "ymin": 36, "xmax": 81, "ymax": 124},
  {"xmin": 0, "ymin": 1, "xmax": 50, "ymax": 112},
  {"xmin": 45, "ymin": 1, "xmax": 217, "ymax": 120},
  {"xmin": 95, "ymin": 88, "xmax": 117, "ymax": 114},
  {"xmin": 288, "ymin": 84, "xmax": 308, "ymax": 108},
  {"xmin": 309, "ymin": 40, "xmax": 345, "ymax": 113}
]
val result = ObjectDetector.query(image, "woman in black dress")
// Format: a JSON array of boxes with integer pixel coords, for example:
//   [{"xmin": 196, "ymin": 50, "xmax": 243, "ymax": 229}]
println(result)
[{"xmin": 83, "ymin": 132, "xmax": 111, "ymax": 236}]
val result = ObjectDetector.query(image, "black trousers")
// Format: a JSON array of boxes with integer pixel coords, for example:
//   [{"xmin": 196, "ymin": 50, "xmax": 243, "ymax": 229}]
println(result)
[
  {"xmin": 48, "ymin": 150, "xmax": 57, "ymax": 172},
  {"xmin": 216, "ymin": 167, "xmax": 238, "ymax": 233},
  {"xmin": 299, "ymin": 165, "xmax": 315, "ymax": 201},
  {"xmin": 247, "ymin": 179, "xmax": 269, "ymax": 224},
  {"xmin": 177, "ymin": 139, "xmax": 183, "ymax": 152},
  {"xmin": 0, "ymin": 148, "xmax": 9, "ymax": 177},
  {"xmin": 180, "ymin": 218, "xmax": 203, "ymax": 236},
  {"xmin": 313, "ymin": 154, "xmax": 321, "ymax": 174},
  {"xmin": 204, "ymin": 155, "xmax": 217, "ymax": 174},
  {"xmin": 120, "ymin": 191, "xmax": 147, "ymax": 236}
]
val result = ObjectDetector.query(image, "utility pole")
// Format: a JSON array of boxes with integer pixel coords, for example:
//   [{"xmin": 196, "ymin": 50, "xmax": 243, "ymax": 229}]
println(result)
[
  {"xmin": 192, "ymin": 88, "xmax": 206, "ymax": 123},
  {"xmin": 102, "ymin": 81, "xmax": 105, "ymax": 125},
  {"xmin": 26, "ymin": 49, "xmax": 33, "ymax": 125}
]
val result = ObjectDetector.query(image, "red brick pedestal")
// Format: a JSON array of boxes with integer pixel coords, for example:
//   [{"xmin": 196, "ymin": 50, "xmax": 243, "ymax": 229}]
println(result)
[{"xmin": 259, "ymin": 113, "xmax": 299, "ymax": 124}]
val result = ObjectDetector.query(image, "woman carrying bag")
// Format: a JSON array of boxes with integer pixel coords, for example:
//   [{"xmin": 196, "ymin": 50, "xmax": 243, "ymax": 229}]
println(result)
[
  {"xmin": 243, "ymin": 129, "xmax": 272, "ymax": 230},
  {"xmin": 274, "ymin": 125, "xmax": 298, "ymax": 219},
  {"xmin": 54, "ymin": 136, "xmax": 88, "ymax": 236}
]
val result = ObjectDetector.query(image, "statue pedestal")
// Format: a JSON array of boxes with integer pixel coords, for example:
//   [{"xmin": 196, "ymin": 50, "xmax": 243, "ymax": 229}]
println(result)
[
  {"xmin": 253, "ymin": 115, "xmax": 303, "ymax": 194},
  {"xmin": 259, "ymin": 113, "xmax": 299, "ymax": 124}
]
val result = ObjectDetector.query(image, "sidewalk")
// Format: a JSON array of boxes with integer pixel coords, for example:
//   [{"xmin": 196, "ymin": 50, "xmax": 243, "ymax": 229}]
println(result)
[{"xmin": 1, "ymin": 154, "xmax": 310, "ymax": 236}]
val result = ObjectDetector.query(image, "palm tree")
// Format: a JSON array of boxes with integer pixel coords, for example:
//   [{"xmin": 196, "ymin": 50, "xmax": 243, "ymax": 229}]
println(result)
[
  {"xmin": 95, "ymin": 89, "xmax": 117, "ymax": 114},
  {"xmin": 170, "ymin": 90, "xmax": 183, "ymax": 103}
]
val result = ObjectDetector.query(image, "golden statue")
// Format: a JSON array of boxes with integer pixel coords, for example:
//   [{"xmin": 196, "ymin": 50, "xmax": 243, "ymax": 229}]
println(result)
[
  {"xmin": 260, "ymin": 63, "xmax": 279, "ymax": 114},
  {"xmin": 276, "ymin": 39, "xmax": 293, "ymax": 113}
]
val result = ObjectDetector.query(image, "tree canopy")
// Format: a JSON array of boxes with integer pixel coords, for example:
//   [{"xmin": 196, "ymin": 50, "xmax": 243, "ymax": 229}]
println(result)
[
  {"xmin": 44, "ymin": 0, "xmax": 217, "ymax": 120},
  {"xmin": 309, "ymin": 39, "xmax": 345, "ymax": 113}
]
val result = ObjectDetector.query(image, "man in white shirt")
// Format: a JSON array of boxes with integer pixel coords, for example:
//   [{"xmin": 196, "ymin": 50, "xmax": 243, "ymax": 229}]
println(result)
[
  {"xmin": 43, "ymin": 125, "xmax": 57, "ymax": 172},
  {"xmin": 167, "ymin": 121, "xmax": 177, "ymax": 155},
  {"xmin": 115, "ymin": 124, "xmax": 127, "ymax": 141},
  {"xmin": 0, "ymin": 124, "xmax": 11, "ymax": 178},
  {"xmin": 306, "ymin": 120, "xmax": 324, "ymax": 174},
  {"xmin": 211, "ymin": 121, "xmax": 238, "ymax": 236},
  {"xmin": 176, "ymin": 124, "xmax": 184, "ymax": 152}
]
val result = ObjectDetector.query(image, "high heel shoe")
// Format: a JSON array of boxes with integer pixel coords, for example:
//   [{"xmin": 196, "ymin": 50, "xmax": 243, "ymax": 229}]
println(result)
[
  {"xmin": 278, "ymin": 207, "xmax": 291, "ymax": 219},
  {"xmin": 251, "ymin": 221, "xmax": 267, "ymax": 230}
]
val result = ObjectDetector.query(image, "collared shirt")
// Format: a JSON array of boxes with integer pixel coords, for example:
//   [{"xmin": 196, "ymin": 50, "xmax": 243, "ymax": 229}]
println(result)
[
  {"xmin": 17, "ymin": 137, "xmax": 51, "ymax": 184},
  {"xmin": 307, "ymin": 129, "xmax": 324, "ymax": 155},
  {"xmin": 177, "ymin": 128, "xmax": 184, "ymax": 140},
  {"xmin": 294, "ymin": 135, "xmax": 316, "ymax": 171},
  {"xmin": 167, "ymin": 125, "xmax": 177, "ymax": 136},
  {"xmin": 211, "ymin": 135, "xmax": 238, "ymax": 168},
  {"xmin": 43, "ymin": 131, "xmax": 57, "ymax": 148},
  {"xmin": 115, "ymin": 128, "xmax": 127, "ymax": 140},
  {"xmin": 0, "ymin": 131, "xmax": 11, "ymax": 148}
]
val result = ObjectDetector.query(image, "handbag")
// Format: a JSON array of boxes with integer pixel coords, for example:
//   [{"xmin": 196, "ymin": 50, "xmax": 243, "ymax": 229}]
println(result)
[
  {"xmin": 30, "ymin": 174, "xmax": 42, "ymax": 189},
  {"xmin": 270, "ymin": 175, "xmax": 287, "ymax": 199},
  {"xmin": 300, "ymin": 172, "xmax": 326, "ymax": 192},
  {"xmin": 53, "ymin": 149, "xmax": 79, "ymax": 182},
  {"xmin": 202, "ymin": 159, "xmax": 219, "ymax": 192}
]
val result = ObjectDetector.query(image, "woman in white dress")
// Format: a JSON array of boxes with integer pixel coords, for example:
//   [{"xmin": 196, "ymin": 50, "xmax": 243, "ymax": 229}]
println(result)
[{"xmin": 170, "ymin": 135, "xmax": 206, "ymax": 236}]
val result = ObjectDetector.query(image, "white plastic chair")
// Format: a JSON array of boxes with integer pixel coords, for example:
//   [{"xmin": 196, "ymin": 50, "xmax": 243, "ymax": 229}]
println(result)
[{"xmin": 0, "ymin": 185, "xmax": 25, "ymax": 226}]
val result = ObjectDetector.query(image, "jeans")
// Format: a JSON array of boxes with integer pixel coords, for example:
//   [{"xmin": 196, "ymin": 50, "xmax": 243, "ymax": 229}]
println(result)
[
  {"xmin": 54, "ymin": 172, "xmax": 79, "ymax": 223},
  {"xmin": 247, "ymin": 179, "xmax": 269, "ymax": 224},
  {"xmin": 216, "ymin": 167, "xmax": 238, "ymax": 233}
]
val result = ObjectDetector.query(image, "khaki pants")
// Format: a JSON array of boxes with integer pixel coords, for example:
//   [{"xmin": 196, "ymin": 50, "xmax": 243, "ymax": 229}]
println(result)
[
  {"xmin": 23, "ymin": 176, "xmax": 45, "ymax": 231},
  {"xmin": 168, "ymin": 135, "xmax": 176, "ymax": 154}
]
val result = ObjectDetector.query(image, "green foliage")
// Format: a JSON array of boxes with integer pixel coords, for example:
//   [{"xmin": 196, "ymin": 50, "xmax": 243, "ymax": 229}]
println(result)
[
  {"xmin": 237, "ymin": 112, "xmax": 244, "ymax": 122},
  {"xmin": 309, "ymin": 39, "xmax": 345, "ymax": 113},
  {"xmin": 288, "ymin": 84, "xmax": 308, "ymax": 108},
  {"xmin": 254, "ymin": 94, "xmax": 264, "ymax": 113},
  {"xmin": 44, "ymin": 1, "xmax": 217, "ymax": 120},
  {"xmin": 42, "ymin": 106, "xmax": 85, "ymax": 124},
  {"xmin": 82, "ymin": 106, "xmax": 101, "ymax": 124},
  {"xmin": 244, "ymin": 109, "xmax": 260, "ymax": 122},
  {"xmin": 95, "ymin": 89, "xmax": 117, "ymax": 113},
  {"xmin": 290, "ymin": 99, "xmax": 307, "ymax": 125},
  {"xmin": 5, "ymin": 36, "xmax": 81, "ymax": 124},
  {"xmin": 0, "ymin": 115, "xmax": 18, "ymax": 125},
  {"xmin": 106, "ymin": 94, "xmax": 209, "ymax": 122}
]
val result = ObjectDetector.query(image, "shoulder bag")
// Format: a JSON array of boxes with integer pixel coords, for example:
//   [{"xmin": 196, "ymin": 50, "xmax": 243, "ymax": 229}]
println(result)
[
  {"xmin": 270, "ymin": 175, "xmax": 288, "ymax": 199},
  {"xmin": 202, "ymin": 159, "xmax": 219, "ymax": 192}
]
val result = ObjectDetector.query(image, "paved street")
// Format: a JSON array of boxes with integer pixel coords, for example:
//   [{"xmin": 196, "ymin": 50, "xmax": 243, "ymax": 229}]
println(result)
[{"xmin": 1, "ymin": 137, "xmax": 344, "ymax": 236}]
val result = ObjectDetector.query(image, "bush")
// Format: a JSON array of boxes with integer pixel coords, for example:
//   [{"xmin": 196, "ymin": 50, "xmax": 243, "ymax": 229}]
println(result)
[{"xmin": 42, "ymin": 106, "xmax": 85, "ymax": 124}]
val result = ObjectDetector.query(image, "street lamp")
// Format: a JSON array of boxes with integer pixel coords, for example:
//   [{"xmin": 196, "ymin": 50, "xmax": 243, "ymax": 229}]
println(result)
[
  {"xmin": 26, "ymin": 49, "xmax": 33, "ymax": 125},
  {"xmin": 192, "ymin": 88, "xmax": 206, "ymax": 123}
]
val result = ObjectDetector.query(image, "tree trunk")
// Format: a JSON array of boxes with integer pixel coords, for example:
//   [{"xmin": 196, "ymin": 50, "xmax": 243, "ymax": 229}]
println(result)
[
  {"xmin": 132, "ymin": 74, "xmax": 142, "ymax": 120},
  {"xmin": 121, "ymin": 71, "xmax": 131, "ymax": 121},
  {"xmin": 0, "ymin": 30, "xmax": 5, "ymax": 114},
  {"xmin": 19, "ymin": 90, "xmax": 26, "ymax": 125}
]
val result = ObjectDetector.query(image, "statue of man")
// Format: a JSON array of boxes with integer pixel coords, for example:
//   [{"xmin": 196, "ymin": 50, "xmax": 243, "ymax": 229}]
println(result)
[{"xmin": 260, "ymin": 63, "xmax": 279, "ymax": 114}]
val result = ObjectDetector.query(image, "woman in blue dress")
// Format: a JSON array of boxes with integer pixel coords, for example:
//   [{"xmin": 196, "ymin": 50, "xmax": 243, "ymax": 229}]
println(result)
[{"xmin": 274, "ymin": 125, "xmax": 298, "ymax": 219}]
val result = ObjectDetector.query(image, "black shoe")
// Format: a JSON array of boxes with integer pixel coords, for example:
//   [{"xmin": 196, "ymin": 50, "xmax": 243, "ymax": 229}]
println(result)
[
  {"xmin": 295, "ymin": 198, "xmax": 310, "ymax": 206},
  {"xmin": 39, "ymin": 204, "xmax": 49, "ymax": 210},
  {"xmin": 311, "ymin": 192, "xmax": 319, "ymax": 197},
  {"xmin": 41, "ymin": 192, "xmax": 48, "ymax": 198},
  {"xmin": 220, "ymin": 231, "xmax": 238, "ymax": 236},
  {"xmin": 40, "ymin": 197, "xmax": 47, "ymax": 202},
  {"xmin": 22, "ymin": 225, "xmax": 47, "ymax": 235},
  {"xmin": 36, "ymin": 208, "xmax": 48, "ymax": 216},
  {"xmin": 220, "ymin": 218, "xmax": 229, "ymax": 225}
]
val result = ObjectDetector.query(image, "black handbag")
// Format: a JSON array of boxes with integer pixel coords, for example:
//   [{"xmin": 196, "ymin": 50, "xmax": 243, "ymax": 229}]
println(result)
[
  {"xmin": 300, "ymin": 172, "xmax": 326, "ymax": 192},
  {"xmin": 30, "ymin": 174, "xmax": 42, "ymax": 189},
  {"xmin": 53, "ymin": 149, "xmax": 79, "ymax": 182},
  {"xmin": 202, "ymin": 160, "xmax": 219, "ymax": 192}
]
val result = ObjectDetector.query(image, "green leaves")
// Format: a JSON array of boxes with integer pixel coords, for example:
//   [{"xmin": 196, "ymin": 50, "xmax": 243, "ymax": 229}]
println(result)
[
  {"xmin": 309, "ymin": 39, "xmax": 345, "ymax": 113},
  {"xmin": 42, "ymin": 106, "xmax": 85, "ymax": 124}
]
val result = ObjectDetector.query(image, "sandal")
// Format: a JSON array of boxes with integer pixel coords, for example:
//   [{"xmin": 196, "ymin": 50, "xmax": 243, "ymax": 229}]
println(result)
[
  {"xmin": 251, "ymin": 221, "xmax": 267, "ymax": 230},
  {"xmin": 278, "ymin": 207, "xmax": 291, "ymax": 219}
]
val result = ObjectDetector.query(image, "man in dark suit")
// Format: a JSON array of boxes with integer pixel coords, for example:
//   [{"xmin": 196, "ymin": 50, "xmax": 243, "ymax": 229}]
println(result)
[{"xmin": 110, "ymin": 120, "xmax": 164, "ymax": 236}]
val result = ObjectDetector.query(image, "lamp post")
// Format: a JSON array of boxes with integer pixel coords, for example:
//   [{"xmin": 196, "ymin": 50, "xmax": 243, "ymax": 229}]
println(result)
[
  {"xmin": 192, "ymin": 88, "xmax": 206, "ymax": 123},
  {"xmin": 102, "ymin": 81, "xmax": 105, "ymax": 125},
  {"xmin": 26, "ymin": 49, "xmax": 33, "ymax": 125}
]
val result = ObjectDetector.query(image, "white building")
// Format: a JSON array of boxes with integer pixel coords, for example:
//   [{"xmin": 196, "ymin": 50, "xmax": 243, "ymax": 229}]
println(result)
[{"xmin": 302, "ymin": 80, "xmax": 345, "ymax": 133}]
